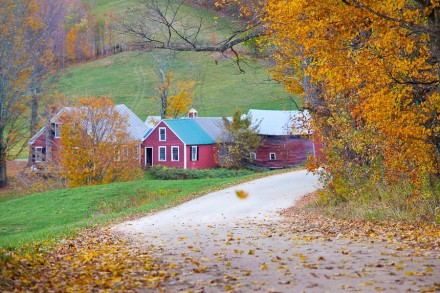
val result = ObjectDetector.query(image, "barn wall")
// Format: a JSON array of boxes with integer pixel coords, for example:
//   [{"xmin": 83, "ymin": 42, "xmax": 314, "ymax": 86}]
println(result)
[
  {"xmin": 186, "ymin": 144, "xmax": 218, "ymax": 169},
  {"xmin": 30, "ymin": 131, "xmax": 61, "ymax": 164},
  {"xmin": 253, "ymin": 136, "xmax": 314, "ymax": 168}
]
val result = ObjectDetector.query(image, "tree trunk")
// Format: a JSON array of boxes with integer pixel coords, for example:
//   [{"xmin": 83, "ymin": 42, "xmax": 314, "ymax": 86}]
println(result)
[
  {"xmin": 0, "ymin": 127, "xmax": 7, "ymax": 188},
  {"xmin": 45, "ymin": 105, "xmax": 53, "ymax": 162},
  {"xmin": 28, "ymin": 94, "xmax": 39, "ymax": 166}
]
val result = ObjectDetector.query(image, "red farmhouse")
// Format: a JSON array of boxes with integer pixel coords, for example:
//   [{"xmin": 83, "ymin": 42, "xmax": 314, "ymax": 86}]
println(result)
[{"xmin": 141, "ymin": 118, "xmax": 219, "ymax": 169}]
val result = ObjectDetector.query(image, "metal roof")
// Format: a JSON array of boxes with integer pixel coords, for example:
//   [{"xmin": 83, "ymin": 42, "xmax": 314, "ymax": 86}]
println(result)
[
  {"xmin": 28, "ymin": 104, "xmax": 149, "ymax": 144},
  {"xmin": 164, "ymin": 119, "xmax": 216, "ymax": 145},
  {"xmin": 248, "ymin": 109, "xmax": 312, "ymax": 136},
  {"xmin": 115, "ymin": 104, "xmax": 149, "ymax": 141},
  {"xmin": 192, "ymin": 117, "xmax": 227, "ymax": 141},
  {"xmin": 144, "ymin": 116, "xmax": 161, "ymax": 129}
]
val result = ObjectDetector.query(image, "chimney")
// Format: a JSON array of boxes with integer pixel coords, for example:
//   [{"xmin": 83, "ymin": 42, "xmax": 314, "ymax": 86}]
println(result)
[{"xmin": 188, "ymin": 108, "xmax": 198, "ymax": 118}]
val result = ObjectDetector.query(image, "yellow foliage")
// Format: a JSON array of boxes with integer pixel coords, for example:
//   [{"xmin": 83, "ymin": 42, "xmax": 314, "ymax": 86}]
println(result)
[
  {"xmin": 59, "ymin": 97, "xmax": 142, "ymax": 187},
  {"xmin": 252, "ymin": 0, "xmax": 440, "ymax": 193},
  {"xmin": 153, "ymin": 71, "xmax": 195, "ymax": 119}
]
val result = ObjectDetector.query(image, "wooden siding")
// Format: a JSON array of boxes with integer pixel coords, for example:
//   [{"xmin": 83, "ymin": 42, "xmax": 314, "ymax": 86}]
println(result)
[
  {"xmin": 141, "ymin": 121, "xmax": 218, "ymax": 169},
  {"xmin": 30, "ymin": 132, "xmax": 61, "ymax": 164},
  {"xmin": 186, "ymin": 144, "xmax": 217, "ymax": 169},
  {"xmin": 252, "ymin": 136, "xmax": 314, "ymax": 168}
]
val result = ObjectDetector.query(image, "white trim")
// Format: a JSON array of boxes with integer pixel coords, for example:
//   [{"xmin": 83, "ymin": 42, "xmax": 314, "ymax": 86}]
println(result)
[
  {"xmin": 250, "ymin": 152, "xmax": 256, "ymax": 160},
  {"xmin": 269, "ymin": 152, "xmax": 276, "ymax": 161},
  {"xmin": 159, "ymin": 127, "xmax": 166, "ymax": 141},
  {"xmin": 54, "ymin": 123, "xmax": 60, "ymax": 138},
  {"xmin": 35, "ymin": 147, "xmax": 44, "ymax": 162},
  {"xmin": 158, "ymin": 146, "xmax": 166, "ymax": 161},
  {"xmin": 191, "ymin": 146, "xmax": 198, "ymax": 161},
  {"xmin": 171, "ymin": 146, "xmax": 179, "ymax": 161},
  {"xmin": 184, "ymin": 143, "xmax": 187, "ymax": 169}
]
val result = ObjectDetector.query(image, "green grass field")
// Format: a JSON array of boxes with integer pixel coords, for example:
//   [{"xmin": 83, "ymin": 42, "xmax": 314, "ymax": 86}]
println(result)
[
  {"xmin": 0, "ymin": 170, "xmax": 263, "ymax": 249},
  {"xmin": 57, "ymin": 51, "xmax": 291, "ymax": 119},
  {"xmin": 57, "ymin": 0, "xmax": 295, "ymax": 120}
]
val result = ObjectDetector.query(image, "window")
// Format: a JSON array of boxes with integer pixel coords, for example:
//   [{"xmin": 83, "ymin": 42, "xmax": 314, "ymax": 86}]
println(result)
[
  {"xmin": 34, "ymin": 147, "xmax": 45, "ymax": 162},
  {"xmin": 52, "ymin": 123, "xmax": 60, "ymax": 138},
  {"xmin": 190, "ymin": 146, "xmax": 198, "ymax": 161},
  {"xmin": 159, "ymin": 146, "xmax": 166, "ymax": 161},
  {"xmin": 269, "ymin": 153, "xmax": 276, "ymax": 161},
  {"xmin": 250, "ymin": 152, "xmax": 256, "ymax": 161},
  {"xmin": 171, "ymin": 146, "xmax": 179, "ymax": 161},
  {"xmin": 159, "ymin": 127, "xmax": 166, "ymax": 141}
]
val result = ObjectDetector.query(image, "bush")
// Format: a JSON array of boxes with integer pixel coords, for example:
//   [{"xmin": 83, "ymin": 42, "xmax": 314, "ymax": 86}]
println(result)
[{"xmin": 148, "ymin": 165, "xmax": 254, "ymax": 180}]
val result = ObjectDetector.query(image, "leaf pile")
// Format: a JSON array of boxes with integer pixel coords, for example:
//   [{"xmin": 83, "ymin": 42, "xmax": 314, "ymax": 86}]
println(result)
[
  {"xmin": 282, "ymin": 196, "xmax": 440, "ymax": 253},
  {"xmin": 0, "ymin": 229, "xmax": 171, "ymax": 292}
]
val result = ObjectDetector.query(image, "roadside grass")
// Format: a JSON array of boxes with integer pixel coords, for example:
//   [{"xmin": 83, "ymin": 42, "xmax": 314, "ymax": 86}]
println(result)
[
  {"xmin": 0, "ymin": 168, "xmax": 287, "ymax": 249},
  {"xmin": 304, "ymin": 180, "xmax": 440, "ymax": 225},
  {"xmin": 57, "ymin": 51, "xmax": 291, "ymax": 119}
]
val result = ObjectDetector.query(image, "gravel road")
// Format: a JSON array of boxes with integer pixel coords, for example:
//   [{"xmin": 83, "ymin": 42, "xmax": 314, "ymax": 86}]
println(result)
[{"xmin": 113, "ymin": 170, "xmax": 439, "ymax": 292}]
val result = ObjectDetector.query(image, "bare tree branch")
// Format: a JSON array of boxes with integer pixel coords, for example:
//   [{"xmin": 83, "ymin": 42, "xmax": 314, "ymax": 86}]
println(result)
[{"xmin": 115, "ymin": 0, "xmax": 265, "ymax": 55}]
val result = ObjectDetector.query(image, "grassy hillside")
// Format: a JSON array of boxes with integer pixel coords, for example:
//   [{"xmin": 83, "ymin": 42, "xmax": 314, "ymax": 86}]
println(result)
[
  {"xmin": 57, "ymin": 0, "xmax": 293, "ymax": 119},
  {"xmin": 58, "ymin": 52, "xmax": 291, "ymax": 119}
]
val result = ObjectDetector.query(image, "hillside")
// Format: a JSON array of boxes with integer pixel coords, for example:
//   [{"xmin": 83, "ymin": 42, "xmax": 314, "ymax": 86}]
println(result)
[{"xmin": 57, "ymin": 0, "xmax": 292, "ymax": 119}]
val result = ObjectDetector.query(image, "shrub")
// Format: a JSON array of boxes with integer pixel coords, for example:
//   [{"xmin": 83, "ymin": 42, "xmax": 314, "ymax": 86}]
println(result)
[{"xmin": 148, "ymin": 165, "xmax": 254, "ymax": 180}]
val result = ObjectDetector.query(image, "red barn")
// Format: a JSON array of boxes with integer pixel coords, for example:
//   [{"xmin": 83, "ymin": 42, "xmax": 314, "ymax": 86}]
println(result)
[
  {"xmin": 248, "ymin": 109, "xmax": 319, "ymax": 169},
  {"xmin": 141, "ymin": 119, "xmax": 219, "ymax": 169}
]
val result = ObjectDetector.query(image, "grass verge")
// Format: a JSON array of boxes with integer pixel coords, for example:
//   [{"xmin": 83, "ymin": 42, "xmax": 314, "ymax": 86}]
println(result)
[
  {"xmin": 302, "ymin": 180, "xmax": 440, "ymax": 225},
  {"xmin": 0, "ymin": 168, "xmax": 295, "ymax": 249}
]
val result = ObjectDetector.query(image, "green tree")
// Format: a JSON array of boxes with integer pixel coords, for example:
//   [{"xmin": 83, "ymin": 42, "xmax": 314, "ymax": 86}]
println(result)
[{"xmin": 218, "ymin": 108, "xmax": 261, "ymax": 169}]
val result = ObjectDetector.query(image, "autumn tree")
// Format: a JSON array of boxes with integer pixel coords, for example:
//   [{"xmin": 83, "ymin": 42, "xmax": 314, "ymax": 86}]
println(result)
[
  {"xmin": 259, "ymin": 1, "xmax": 440, "ymax": 197},
  {"xmin": 218, "ymin": 108, "xmax": 261, "ymax": 169},
  {"xmin": 59, "ymin": 97, "xmax": 141, "ymax": 187},
  {"xmin": 153, "ymin": 70, "xmax": 196, "ymax": 119},
  {"xmin": 0, "ymin": 0, "xmax": 40, "ymax": 187}
]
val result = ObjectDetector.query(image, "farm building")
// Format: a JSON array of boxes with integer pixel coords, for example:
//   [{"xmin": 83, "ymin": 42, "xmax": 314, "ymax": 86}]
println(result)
[
  {"xmin": 247, "ymin": 109, "xmax": 320, "ymax": 169},
  {"xmin": 28, "ymin": 104, "xmax": 149, "ymax": 167},
  {"xmin": 141, "ymin": 117, "xmax": 226, "ymax": 169}
]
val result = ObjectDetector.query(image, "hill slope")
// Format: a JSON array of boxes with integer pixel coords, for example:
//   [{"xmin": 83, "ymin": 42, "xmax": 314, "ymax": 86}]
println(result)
[{"xmin": 57, "ymin": 0, "xmax": 294, "ymax": 119}]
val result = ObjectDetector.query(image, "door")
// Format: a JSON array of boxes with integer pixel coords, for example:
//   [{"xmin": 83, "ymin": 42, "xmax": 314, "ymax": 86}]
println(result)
[{"xmin": 145, "ymin": 147, "xmax": 153, "ymax": 166}]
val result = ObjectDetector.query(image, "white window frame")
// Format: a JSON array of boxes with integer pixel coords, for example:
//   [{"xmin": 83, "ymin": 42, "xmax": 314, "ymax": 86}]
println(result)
[
  {"xmin": 158, "ymin": 146, "xmax": 166, "ymax": 161},
  {"xmin": 269, "ymin": 152, "xmax": 276, "ymax": 161},
  {"xmin": 54, "ymin": 123, "xmax": 60, "ymax": 138},
  {"xmin": 159, "ymin": 127, "xmax": 166, "ymax": 141},
  {"xmin": 171, "ymin": 146, "xmax": 179, "ymax": 161},
  {"xmin": 250, "ymin": 152, "xmax": 256, "ymax": 160},
  {"xmin": 191, "ymin": 146, "xmax": 198, "ymax": 161},
  {"xmin": 35, "ymin": 147, "xmax": 44, "ymax": 162}
]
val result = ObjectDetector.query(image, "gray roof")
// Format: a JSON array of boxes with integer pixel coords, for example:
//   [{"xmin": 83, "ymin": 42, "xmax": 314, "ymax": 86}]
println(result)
[
  {"xmin": 144, "ymin": 116, "xmax": 161, "ymax": 129},
  {"xmin": 28, "ymin": 104, "xmax": 149, "ymax": 144},
  {"xmin": 248, "ymin": 109, "xmax": 312, "ymax": 136},
  {"xmin": 115, "ymin": 104, "xmax": 150, "ymax": 141},
  {"xmin": 193, "ymin": 117, "xmax": 227, "ymax": 141}
]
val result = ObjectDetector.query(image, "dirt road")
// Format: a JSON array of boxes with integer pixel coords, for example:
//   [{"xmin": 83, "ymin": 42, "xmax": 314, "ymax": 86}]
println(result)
[{"xmin": 113, "ymin": 170, "xmax": 439, "ymax": 292}]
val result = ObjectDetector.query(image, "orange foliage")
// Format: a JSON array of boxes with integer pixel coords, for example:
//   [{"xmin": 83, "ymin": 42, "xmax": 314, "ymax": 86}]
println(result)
[
  {"xmin": 66, "ymin": 27, "xmax": 78, "ymax": 61},
  {"xmin": 153, "ymin": 71, "xmax": 195, "ymax": 119},
  {"xmin": 59, "ymin": 97, "xmax": 141, "ymax": 187},
  {"xmin": 234, "ymin": 0, "xmax": 440, "ymax": 193}
]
